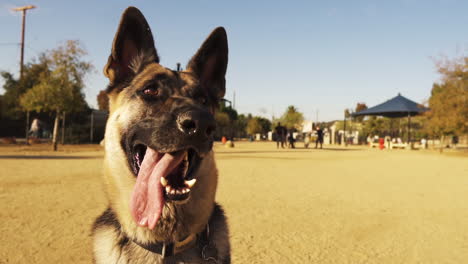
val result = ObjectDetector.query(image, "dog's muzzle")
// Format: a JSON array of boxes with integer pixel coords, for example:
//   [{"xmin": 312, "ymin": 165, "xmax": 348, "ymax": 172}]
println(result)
[{"xmin": 177, "ymin": 110, "xmax": 215, "ymax": 139}]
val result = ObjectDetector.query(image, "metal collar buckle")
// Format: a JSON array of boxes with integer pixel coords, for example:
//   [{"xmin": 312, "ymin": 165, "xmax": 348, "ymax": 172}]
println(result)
[
  {"xmin": 200, "ymin": 224, "xmax": 219, "ymax": 263},
  {"xmin": 161, "ymin": 243, "xmax": 175, "ymax": 258}
]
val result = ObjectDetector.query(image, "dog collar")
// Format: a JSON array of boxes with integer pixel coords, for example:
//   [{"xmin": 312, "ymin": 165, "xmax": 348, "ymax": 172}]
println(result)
[
  {"xmin": 132, "ymin": 225, "xmax": 218, "ymax": 261},
  {"xmin": 132, "ymin": 233, "xmax": 197, "ymax": 258}
]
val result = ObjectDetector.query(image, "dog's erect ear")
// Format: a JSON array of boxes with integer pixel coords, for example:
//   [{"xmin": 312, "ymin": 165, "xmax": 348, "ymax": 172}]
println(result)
[
  {"xmin": 187, "ymin": 27, "xmax": 228, "ymax": 101},
  {"xmin": 104, "ymin": 7, "xmax": 159, "ymax": 84}
]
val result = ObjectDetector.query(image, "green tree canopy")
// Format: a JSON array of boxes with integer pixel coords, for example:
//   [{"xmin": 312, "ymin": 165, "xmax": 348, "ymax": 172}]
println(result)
[
  {"xmin": 233, "ymin": 114, "xmax": 248, "ymax": 138},
  {"xmin": 354, "ymin": 103, "xmax": 368, "ymax": 122},
  {"xmin": 214, "ymin": 101, "xmax": 240, "ymax": 139},
  {"xmin": 18, "ymin": 40, "xmax": 93, "ymax": 150},
  {"xmin": 246, "ymin": 118, "xmax": 262, "ymax": 135},
  {"xmin": 215, "ymin": 111, "xmax": 230, "ymax": 127},
  {"xmin": 219, "ymin": 102, "xmax": 238, "ymax": 121},
  {"xmin": 280, "ymin": 105, "xmax": 304, "ymax": 130},
  {"xmin": 245, "ymin": 116, "xmax": 271, "ymax": 135},
  {"xmin": 425, "ymin": 56, "xmax": 468, "ymax": 136},
  {"xmin": 19, "ymin": 40, "xmax": 92, "ymax": 113},
  {"xmin": 256, "ymin": 117, "xmax": 272, "ymax": 134},
  {"xmin": 1, "ymin": 57, "xmax": 49, "ymax": 119}
]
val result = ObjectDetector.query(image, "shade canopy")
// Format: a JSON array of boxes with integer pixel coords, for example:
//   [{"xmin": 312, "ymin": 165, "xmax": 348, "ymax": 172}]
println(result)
[{"xmin": 352, "ymin": 94, "xmax": 428, "ymax": 118}]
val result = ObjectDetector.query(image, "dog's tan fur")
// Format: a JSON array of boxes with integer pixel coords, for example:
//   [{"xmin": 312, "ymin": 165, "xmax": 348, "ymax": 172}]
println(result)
[{"xmin": 92, "ymin": 6, "xmax": 230, "ymax": 263}]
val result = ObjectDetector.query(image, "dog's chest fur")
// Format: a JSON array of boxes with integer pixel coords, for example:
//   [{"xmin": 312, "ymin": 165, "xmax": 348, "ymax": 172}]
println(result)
[{"xmin": 93, "ymin": 205, "xmax": 230, "ymax": 264}]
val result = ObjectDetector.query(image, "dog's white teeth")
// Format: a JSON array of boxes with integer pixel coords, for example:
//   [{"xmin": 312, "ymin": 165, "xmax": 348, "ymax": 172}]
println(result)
[
  {"xmin": 160, "ymin": 177, "xmax": 168, "ymax": 187},
  {"xmin": 185, "ymin": 179, "xmax": 197, "ymax": 188},
  {"xmin": 164, "ymin": 180, "xmax": 192, "ymax": 196}
]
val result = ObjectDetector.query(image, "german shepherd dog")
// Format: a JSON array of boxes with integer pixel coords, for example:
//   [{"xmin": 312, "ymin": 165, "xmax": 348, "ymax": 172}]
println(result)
[{"xmin": 92, "ymin": 7, "xmax": 230, "ymax": 263}]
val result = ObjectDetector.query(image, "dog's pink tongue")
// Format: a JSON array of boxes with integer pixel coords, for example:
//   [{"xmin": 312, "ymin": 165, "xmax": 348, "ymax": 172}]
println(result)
[{"xmin": 130, "ymin": 148, "xmax": 185, "ymax": 230}]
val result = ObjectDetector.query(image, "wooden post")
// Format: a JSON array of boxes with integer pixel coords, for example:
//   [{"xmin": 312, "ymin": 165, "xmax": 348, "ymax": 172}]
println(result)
[
  {"xmin": 25, "ymin": 111, "xmax": 30, "ymax": 145},
  {"xmin": 52, "ymin": 110, "xmax": 59, "ymax": 151},
  {"xmin": 61, "ymin": 112, "xmax": 66, "ymax": 145},
  {"xmin": 407, "ymin": 114, "xmax": 411, "ymax": 143},
  {"xmin": 90, "ymin": 111, "xmax": 94, "ymax": 143}
]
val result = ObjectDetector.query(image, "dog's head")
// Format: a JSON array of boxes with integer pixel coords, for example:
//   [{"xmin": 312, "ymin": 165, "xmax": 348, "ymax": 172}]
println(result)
[{"xmin": 103, "ymin": 7, "xmax": 227, "ymax": 234}]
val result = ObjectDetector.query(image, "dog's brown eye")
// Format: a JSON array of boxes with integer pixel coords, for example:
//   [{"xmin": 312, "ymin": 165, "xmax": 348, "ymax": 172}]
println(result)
[{"xmin": 143, "ymin": 86, "xmax": 159, "ymax": 97}]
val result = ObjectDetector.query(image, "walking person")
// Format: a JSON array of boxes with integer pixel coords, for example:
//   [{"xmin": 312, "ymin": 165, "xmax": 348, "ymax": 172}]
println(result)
[
  {"xmin": 274, "ymin": 122, "xmax": 286, "ymax": 149},
  {"xmin": 287, "ymin": 129, "xmax": 296, "ymax": 149},
  {"xmin": 29, "ymin": 118, "xmax": 43, "ymax": 138},
  {"xmin": 315, "ymin": 125, "xmax": 324, "ymax": 149}
]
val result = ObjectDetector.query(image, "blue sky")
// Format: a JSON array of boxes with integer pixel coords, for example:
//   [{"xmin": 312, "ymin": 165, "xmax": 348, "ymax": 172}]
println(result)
[{"xmin": 1, "ymin": 0, "xmax": 467, "ymax": 121}]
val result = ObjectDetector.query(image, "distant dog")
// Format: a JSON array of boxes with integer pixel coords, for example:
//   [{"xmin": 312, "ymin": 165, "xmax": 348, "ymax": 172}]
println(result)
[{"xmin": 92, "ymin": 7, "xmax": 230, "ymax": 263}]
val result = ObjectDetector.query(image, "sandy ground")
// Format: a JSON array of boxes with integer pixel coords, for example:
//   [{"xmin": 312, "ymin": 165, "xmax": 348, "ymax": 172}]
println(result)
[{"xmin": 1, "ymin": 142, "xmax": 467, "ymax": 263}]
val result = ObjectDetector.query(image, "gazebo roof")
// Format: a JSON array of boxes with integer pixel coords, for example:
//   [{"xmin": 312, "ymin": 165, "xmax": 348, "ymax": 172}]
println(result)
[{"xmin": 352, "ymin": 94, "xmax": 428, "ymax": 118}]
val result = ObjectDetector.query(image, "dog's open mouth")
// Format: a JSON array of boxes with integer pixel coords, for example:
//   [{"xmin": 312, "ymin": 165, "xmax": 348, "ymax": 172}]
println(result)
[
  {"xmin": 133, "ymin": 145, "xmax": 200, "ymax": 197},
  {"xmin": 132, "ymin": 144, "xmax": 201, "ymax": 200},
  {"xmin": 129, "ymin": 144, "xmax": 202, "ymax": 229}
]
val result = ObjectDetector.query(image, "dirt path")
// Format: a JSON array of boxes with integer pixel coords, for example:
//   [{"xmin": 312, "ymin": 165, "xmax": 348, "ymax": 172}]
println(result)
[{"xmin": 1, "ymin": 142, "xmax": 467, "ymax": 263}]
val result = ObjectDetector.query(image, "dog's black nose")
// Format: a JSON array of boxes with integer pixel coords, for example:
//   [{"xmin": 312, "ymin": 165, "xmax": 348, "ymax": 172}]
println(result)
[{"xmin": 177, "ymin": 110, "xmax": 216, "ymax": 138}]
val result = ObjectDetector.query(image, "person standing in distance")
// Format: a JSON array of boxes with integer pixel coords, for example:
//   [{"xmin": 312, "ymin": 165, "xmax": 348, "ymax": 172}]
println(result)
[
  {"xmin": 274, "ymin": 122, "xmax": 286, "ymax": 149},
  {"xmin": 315, "ymin": 125, "xmax": 324, "ymax": 149}
]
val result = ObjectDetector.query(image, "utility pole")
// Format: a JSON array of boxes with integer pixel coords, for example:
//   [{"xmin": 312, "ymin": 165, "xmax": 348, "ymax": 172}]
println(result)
[
  {"xmin": 12, "ymin": 5, "xmax": 36, "ymax": 144},
  {"xmin": 12, "ymin": 5, "xmax": 36, "ymax": 79}
]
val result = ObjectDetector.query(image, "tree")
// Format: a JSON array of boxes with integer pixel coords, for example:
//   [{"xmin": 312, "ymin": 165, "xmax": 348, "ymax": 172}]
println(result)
[
  {"xmin": 245, "ymin": 116, "xmax": 271, "ymax": 136},
  {"xmin": 1, "ymin": 57, "xmax": 50, "ymax": 119},
  {"xmin": 233, "ymin": 114, "xmax": 248, "ymax": 138},
  {"xmin": 215, "ymin": 112, "xmax": 230, "ymax": 127},
  {"xmin": 19, "ymin": 40, "xmax": 92, "ymax": 150},
  {"xmin": 280, "ymin": 105, "xmax": 304, "ymax": 130},
  {"xmin": 354, "ymin": 103, "xmax": 368, "ymax": 122},
  {"xmin": 362, "ymin": 117, "xmax": 387, "ymax": 137},
  {"xmin": 344, "ymin": 109, "xmax": 352, "ymax": 119},
  {"xmin": 97, "ymin": 90, "xmax": 109, "ymax": 111},
  {"xmin": 424, "ymin": 56, "xmax": 468, "ymax": 138},
  {"xmin": 256, "ymin": 117, "xmax": 272, "ymax": 134},
  {"xmin": 219, "ymin": 102, "xmax": 238, "ymax": 121},
  {"xmin": 246, "ymin": 118, "xmax": 262, "ymax": 135},
  {"xmin": 214, "ymin": 101, "xmax": 239, "ymax": 139}
]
